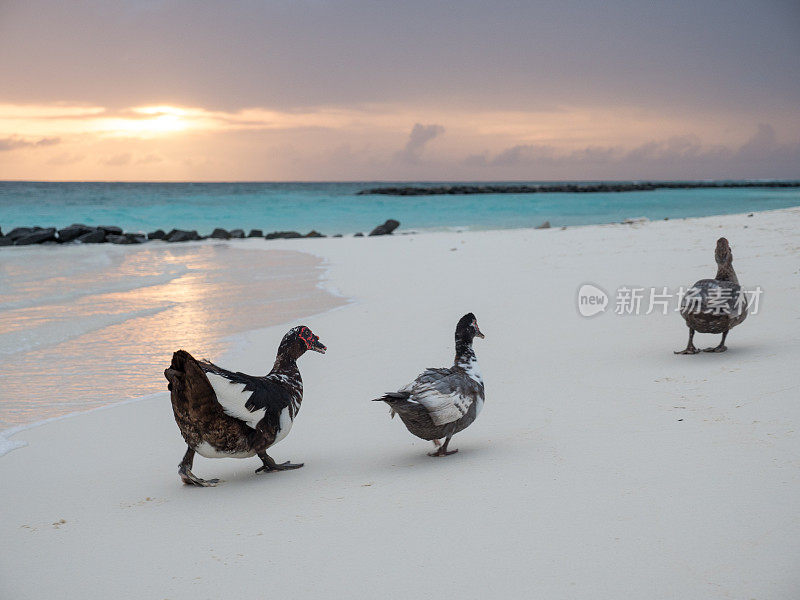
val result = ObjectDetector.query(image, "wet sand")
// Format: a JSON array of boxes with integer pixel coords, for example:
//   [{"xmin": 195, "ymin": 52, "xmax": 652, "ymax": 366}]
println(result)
[{"xmin": 0, "ymin": 242, "xmax": 345, "ymax": 429}]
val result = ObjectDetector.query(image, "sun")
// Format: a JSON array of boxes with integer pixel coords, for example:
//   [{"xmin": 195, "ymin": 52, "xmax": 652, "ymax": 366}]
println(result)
[{"xmin": 97, "ymin": 105, "xmax": 192, "ymax": 137}]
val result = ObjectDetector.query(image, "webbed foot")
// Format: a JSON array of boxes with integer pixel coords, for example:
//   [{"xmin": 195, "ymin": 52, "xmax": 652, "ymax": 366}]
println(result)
[
  {"xmin": 674, "ymin": 345, "xmax": 700, "ymax": 355},
  {"xmin": 256, "ymin": 451, "xmax": 304, "ymax": 473},
  {"xmin": 255, "ymin": 461, "xmax": 304, "ymax": 473},
  {"xmin": 703, "ymin": 345, "xmax": 727, "ymax": 353},
  {"xmin": 428, "ymin": 448, "xmax": 459, "ymax": 457},
  {"xmin": 675, "ymin": 330, "xmax": 700, "ymax": 355},
  {"xmin": 179, "ymin": 466, "xmax": 220, "ymax": 487}
]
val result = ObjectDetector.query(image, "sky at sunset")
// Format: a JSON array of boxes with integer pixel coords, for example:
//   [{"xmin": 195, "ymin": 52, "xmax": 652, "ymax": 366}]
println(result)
[{"xmin": 1, "ymin": 0, "xmax": 798, "ymax": 181}]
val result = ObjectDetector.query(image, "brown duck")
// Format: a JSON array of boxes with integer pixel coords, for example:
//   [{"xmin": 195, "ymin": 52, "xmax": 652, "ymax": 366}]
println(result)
[
  {"xmin": 675, "ymin": 237, "xmax": 747, "ymax": 354},
  {"xmin": 164, "ymin": 326, "xmax": 326, "ymax": 486}
]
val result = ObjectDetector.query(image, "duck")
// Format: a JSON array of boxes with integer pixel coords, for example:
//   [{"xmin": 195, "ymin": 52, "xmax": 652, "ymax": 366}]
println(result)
[
  {"xmin": 373, "ymin": 313, "xmax": 485, "ymax": 457},
  {"xmin": 675, "ymin": 237, "xmax": 747, "ymax": 354},
  {"xmin": 164, "ymin": 326, "xmax": 326, "ymax": 486}
]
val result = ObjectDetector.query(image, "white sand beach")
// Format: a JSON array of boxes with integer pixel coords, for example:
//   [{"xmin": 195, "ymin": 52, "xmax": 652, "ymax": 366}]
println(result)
[{"xmin": 1, "ymin": 208, "xmax": 799, "ymax": 599}]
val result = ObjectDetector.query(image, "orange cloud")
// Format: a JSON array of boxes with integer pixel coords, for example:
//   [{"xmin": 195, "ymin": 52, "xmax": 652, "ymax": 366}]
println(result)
[{"xmin": 0, "ymin": 101, "xmax": 797, "ymax": 180}]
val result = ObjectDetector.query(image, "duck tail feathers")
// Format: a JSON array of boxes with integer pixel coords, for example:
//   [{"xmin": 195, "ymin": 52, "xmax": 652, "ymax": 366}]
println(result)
[
  {"xmin": 372, "ymin": 391, "xmax": 411, "ymax": 403},
  {"xmin": 164, "ymin": 349, "xmax": 196, "ymax": 391},
  {"xmin": 373, "ymin": 391, "xmax": 414, "ymax": 419}
]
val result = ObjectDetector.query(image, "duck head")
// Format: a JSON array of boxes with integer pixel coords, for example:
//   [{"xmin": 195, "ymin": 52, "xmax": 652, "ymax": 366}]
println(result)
[
  {"xmin": 715, "ymin": 237, "xmax": 732, "ymax": 266},
  {"xmin": 455, "ymin": 312, "xmax": 485, "ymax": 345},
  {"xmin": 278, "ymin": 325, "xmax": 327, "ymax": 360}
]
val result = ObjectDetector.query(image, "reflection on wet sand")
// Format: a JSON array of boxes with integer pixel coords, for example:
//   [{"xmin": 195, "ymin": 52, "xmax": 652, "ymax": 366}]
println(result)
[{"xmin": 0, "ymin": 243, "xmax": 345, "ymax": 428}]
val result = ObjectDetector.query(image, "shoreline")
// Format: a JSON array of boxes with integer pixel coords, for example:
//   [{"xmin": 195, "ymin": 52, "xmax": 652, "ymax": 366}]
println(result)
[
  {"xmin": 2, "ymin": 205, "xmax": 799, "ymax": 599},
  {"xmin": 2, "ymin": 202, "xmax": 800, "ymax": 250}
]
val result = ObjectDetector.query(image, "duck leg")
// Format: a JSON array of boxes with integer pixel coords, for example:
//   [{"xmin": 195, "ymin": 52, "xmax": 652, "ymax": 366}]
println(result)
[
  {"xmin": 178, "ymin": 446, "xmax": 220, "ymax": 487},
  {"xmin": 674, "ymin": 329, "xmax": 700, "ymax": 355},
  {"xmin": 255, "ymin": 451, "xmax": 304, "ymax": 473},
  {"xmin": 428, "ymin": 435, "xmax": 459, "ymax": 457},
  {"xmin": 703, "ymin": 330, "xmax": 729, "ymax": 353}
]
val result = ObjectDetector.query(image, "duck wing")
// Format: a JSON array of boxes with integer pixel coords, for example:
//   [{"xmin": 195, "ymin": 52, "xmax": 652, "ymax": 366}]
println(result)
[
  {"xmin": 682, "ymin": 279, "xmax": 746, "ymax": 316},
  {"xmin": 399, "ymin": 367, "xmax": 482, "ymax": 426},
  {"xmin": 199, "ymin": 361, "xmax": 295, "ymax": 437}
]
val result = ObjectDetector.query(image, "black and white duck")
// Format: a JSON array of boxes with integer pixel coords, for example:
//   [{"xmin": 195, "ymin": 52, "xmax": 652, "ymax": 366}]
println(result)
[
  {"xmin": 164, "ymin": 326, "xmax": 326, "ymax": 486},
  {"xmin": 373, "ymin": 313, "xmax": 485, "ymax": 457},
  {"xmin": 675, "ymin": 237, "xmax": 747, "ymax": 354}
]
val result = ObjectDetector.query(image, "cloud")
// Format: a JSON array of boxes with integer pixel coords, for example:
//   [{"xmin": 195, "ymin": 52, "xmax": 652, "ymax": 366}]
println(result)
[
  {"xmin": 395, "ymin": 123, "xmax": 445, "ymax": 164},
  {"xmin": 0, "ymin": 135, "xmax": 60, "ymax": 151},
  {"xmin": 463, "ymin": 125, "xmax": 800, "ymax": 175},
  {"xmin": 735, "ymin": 123, "xmax": 783, "ymax": 160},
  {"xmin": 2, "ymin": 1, "xmax": 799, "ymax": 118},
  {"xmin": 100, "ymin": 152, "xmax": 131, "ymax": 166},
  {"xmin": 491, "ymin": 144, "xmax": 557, "ymax": 166},
  {"xmin": 46, "ymin": 152, "xmax": 85, "ymax": 166}
]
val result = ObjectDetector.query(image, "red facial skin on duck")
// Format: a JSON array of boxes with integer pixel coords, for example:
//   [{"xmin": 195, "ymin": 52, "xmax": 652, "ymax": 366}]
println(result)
[{"xmin": 298, "ymin": 326, "xmax": 326, "ymax": 353}]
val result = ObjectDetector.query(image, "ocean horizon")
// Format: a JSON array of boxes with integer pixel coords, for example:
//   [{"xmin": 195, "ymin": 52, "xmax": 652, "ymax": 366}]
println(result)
[{"xmin": 2, "ymin": 180, "xmax": 800, "ymax": 236}]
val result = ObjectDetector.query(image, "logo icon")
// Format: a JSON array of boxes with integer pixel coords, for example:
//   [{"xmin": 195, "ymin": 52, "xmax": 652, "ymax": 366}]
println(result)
[{"xmin": 577, "ymin": 283, "xmax": 608, "ymax": 317}]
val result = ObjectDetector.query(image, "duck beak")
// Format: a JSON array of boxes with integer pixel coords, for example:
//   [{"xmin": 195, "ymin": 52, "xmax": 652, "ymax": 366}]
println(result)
[
  {"xmin": 311, "ymin": 339, "xmax": 327, "ymax": 354},
  {"xmin": 475, "ymin": 327, "xmax": 485, "ymax": 339}
]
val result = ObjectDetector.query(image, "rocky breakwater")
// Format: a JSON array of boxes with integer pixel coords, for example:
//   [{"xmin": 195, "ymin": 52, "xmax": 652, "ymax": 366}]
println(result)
[
  {"xmin": 357, "ymin": 181, "xmax": 800, "ymax": 196},
  {"xmin": 0, "ymin": 220, "xmax": 402, "ymax": 248}
]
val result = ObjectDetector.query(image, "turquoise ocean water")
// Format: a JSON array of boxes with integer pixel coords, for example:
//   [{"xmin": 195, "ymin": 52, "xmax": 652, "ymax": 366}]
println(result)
[{"xmin": 2, "ymin": 181, "xmax": 799, "ymax": 234}]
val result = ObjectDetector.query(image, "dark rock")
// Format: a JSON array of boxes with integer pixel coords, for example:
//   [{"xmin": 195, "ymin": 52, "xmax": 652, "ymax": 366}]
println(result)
[
  {"xmin": 57, "ymin": 224, "xmax": 94, "ymax": 243},
  {"xmin": 247, "ymin": 229, "xmax": 263, "ymax": 238},
  {"xmin": 6, "ymin": 227, "xmax": 36, "ymax": 241},
  {"xmin": 14, "ymin": 228, "xmax": 57, "ymax": 245},
  {"xmin": 265, "ymin": 231, "xmax": 303, "ymax": 239},
  {"xmin": 166, "ymin": 229, "xmax": 200, "ymax": 243},
  {"xmin": 621, "ymin": 217, "xmax": 648, "ymax": 225},
  {"xmin": 98, "ymin": 225, "xmax": 123, "ymax": 235},
  {"xmin": 0, "ymin": 236, "xmax": 13, "ymax": 247},
  {"xmin": 747, "ymin": 213, "xmax": 753, "ymax": 217},
  {"xmin": 0, "ymin": 227, "xmax": 2, "ymax": 237},
  {"xmin": 77, "ymin": 229, "xmax": 107, "ymax": 244},
  {"xmin": 229, "ymin": 229, "xmax": 245, "ymax": 239},
  {"xmin": 333, "ymin": 234, "xmax": 343, "ymax": 238},
  {"xmin": 107, "ymin": 233, "xmax": 142, "ymax": 244},
  {"xmin": 354, "ymin": 232, "xmax": 364, "ymax": 237},
  {"xmin": 369, "ymin": 219, "xmax": 400, "ymax": 236},
  {"xmin": 305, "ymin": 230, "xmax": 326, "ymax": 238},
  {"xmin": 535, "ymin": 221, "xmax": 551, "ymax": 229},
  {"xmin": 147, "ymin": 229, "xmax": 166, "ymax": 240},
  {"xmin": 210, "ymin": 228, "xmax": 231, "ymax": 240},
  {"xmin": 106, "ymin": 234, "xmax": 133, "ymax": 244}
]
